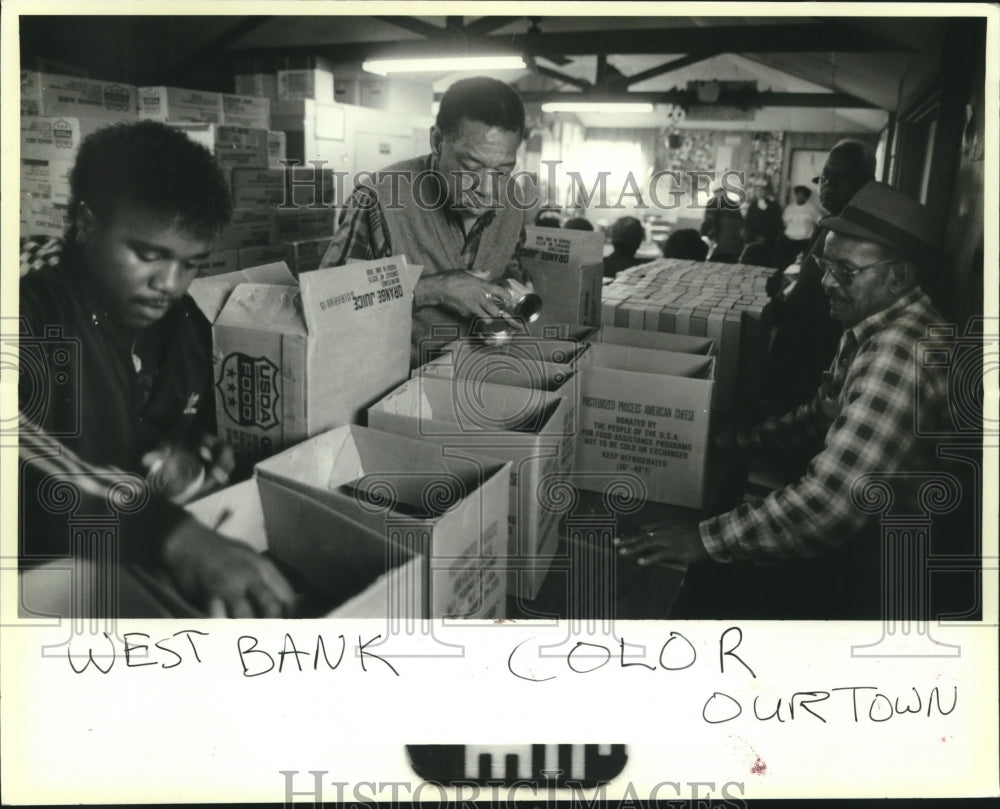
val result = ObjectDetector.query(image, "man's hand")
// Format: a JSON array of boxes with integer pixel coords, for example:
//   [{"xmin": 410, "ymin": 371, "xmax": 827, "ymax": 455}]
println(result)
[
  {"xmin": 613, "ymin": 518, "xmax": 710, "ymax": 568},
  {"xmin": 162, "ymin": 519, "xmax": 296, "ymax": 618},
  {"xmin": 416, "ymin": 271, "xmax": 513, "ymax": 320},
  {"xmin": 142, "ymin": 432, "xmax": 235, "ymax": 505}
]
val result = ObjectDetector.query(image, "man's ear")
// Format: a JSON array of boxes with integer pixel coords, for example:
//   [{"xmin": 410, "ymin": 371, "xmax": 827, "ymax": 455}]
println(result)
[
  {"xmin": 889, "ymin": 259, "xmax": 918, "ymax": 291},
  {"xmin": 429, "ymin": 126, "xmax": 443, "ymax": 158},
  {"xmin": 74, "ymin": 202, "xmax": 99, "ymax": 246}
]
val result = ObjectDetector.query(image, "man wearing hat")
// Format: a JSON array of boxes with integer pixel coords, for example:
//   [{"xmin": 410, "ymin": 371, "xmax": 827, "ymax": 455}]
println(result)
[{"xmin": 617, "ymin": 182, "xmax": 953, "ymax": 619}]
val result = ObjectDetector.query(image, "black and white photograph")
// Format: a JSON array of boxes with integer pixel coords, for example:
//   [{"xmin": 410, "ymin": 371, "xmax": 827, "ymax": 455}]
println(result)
[{"xmin": 2, "ymin": 3, "xmax": 997, "ymax": 805}]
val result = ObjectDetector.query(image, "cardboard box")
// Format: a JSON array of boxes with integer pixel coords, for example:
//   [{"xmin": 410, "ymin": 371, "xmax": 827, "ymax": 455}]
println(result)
[
  {"xmin": 21, "ymin": 70, "xmax": 137, "ymax": 120},
  {"xmin": 215, "ymin": 207, "xmax": 275, "ymax": 250},
  {"xmin": 577, "ymin": 343, "xmax": 715, "ymax": 509},
  {"xmin": 367, "ymin": 375, "xmax": 575, "ymax": 600},
  {"xmin": 334, "ymin": 76, "xmax": 361, "ymax": 106},
  {"xmin": 222, "ymin": 94, "xmax": 271, "ymax": 129},
  {"xmin": 255, "ymin": 425, "xmax": 510, "ymax": 617},
  {"xmin": 235, "ymin": 71, "xmax": 277, "ymax": 101},
  {"xmin": 268, "ymin": 130, "xmax": 287, "ymax": 166},
  {"xmin": 193, "ymin": 250, "xmax": 240, "ymax": 278},
  {"xmin": 169, "ymin": 123, "xmax": 270, "ymax": 176},
  {"xmin": 590, "ymin": 325, "xmax": 716, "ymax": 356},
  {"xmin": 238, "ymin": 243, "xmax": 295, "ymax": 270},
  {"xmin": 519, "ymin": 227, "xmax": 604, "ymax": 326},
  {"xmin": 231, "ymin": 166, "xmax": 336, "ymax": 208},
  {"xmin": 288, "ymin": 237, "xmax": 334, "ymax": 274},
  {"xmin": 277, "ymin": 56, "xmax": 335, "ymax": 102},
  {"xmin": 21, "ymin": 116, "xmax": 115, "ymax": 161},
  {"xmin": 525, "ymin": 320, "xmax": 597, "ymax": 342},
  {"xmin": 272, "ymin": 207, "xmax": 337, "ymax": 242},
  {"xmin": 416, "ymin": 340, "xmax": 580, "ymax": 442},
  {"xmin": 21, "ymin": 199, "xmax": 70, "ymax": 238},
  {"xmin": 20, "ymin": 157, "xmax": 73, "ymax": 205},
  {"xmin": 184, "ymin": 477, "xmax": 429, "ymax": 618},
  {"xmin": 188, "ymin": 257, "xmax": 419, "ymax": 466},
  {"xmin": 138, "ymin": 86, "xmax": 223, "ymax": 123}
]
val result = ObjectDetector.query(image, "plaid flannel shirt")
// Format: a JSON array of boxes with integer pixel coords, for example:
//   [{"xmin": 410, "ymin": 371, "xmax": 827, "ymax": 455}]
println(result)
[
  {"xmin": 700, "ymin": 287, "xmax": 948, "ymax": 562},
  {"xmin": 320, "ymin": 158, "xmax": 525, "ymax": 280}
]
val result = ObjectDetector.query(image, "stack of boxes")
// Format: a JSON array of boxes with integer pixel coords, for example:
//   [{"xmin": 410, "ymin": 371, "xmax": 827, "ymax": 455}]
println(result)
[{"xmin": 600, "ymin": 257, "xmax": 772, "ymax": 409}]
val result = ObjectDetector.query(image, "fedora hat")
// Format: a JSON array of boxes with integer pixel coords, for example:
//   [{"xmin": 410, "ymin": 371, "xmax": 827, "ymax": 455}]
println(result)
[{"xmin": 819, "ymin": 181, "xmax": 942, "ymax": 260}]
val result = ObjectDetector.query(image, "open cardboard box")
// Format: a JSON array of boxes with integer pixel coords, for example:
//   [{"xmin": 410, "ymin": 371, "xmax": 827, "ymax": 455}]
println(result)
[
  {"xmin": 253, "ymin": 425, "xmax": 510, "ymax": 618},
  {"xmin": 416, "ymin": 339, "xmax": 580, "ymax": 439},
  {"xmin": 590, "ymin": 325, "xmax": 715, "ymax": 356},
  {"xmin": 188, "ymin": 257, "xmax": 419, "ymax": 467},
  {"xmin": 577, "ymin": 344, "xmax": 715, "ymax": 509},
  {"xmin": 520, "ymin": 227, "xmax": 604, "ymax": 326},
  {"xmin": 367, "ymin": 375, "xmax": 574, "ymax": 600}
]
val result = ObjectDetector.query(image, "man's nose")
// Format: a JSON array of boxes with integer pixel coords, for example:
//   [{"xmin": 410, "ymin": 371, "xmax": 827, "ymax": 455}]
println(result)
[{"xmin": 152, "ymin": 259, "xmax": 185, "ymax": 294}]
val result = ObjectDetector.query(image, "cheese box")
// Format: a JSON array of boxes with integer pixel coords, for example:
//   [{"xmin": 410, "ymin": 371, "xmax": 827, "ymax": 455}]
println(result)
[
  {"xmin": 215, "ymin": 207, "xmax": 275, "ymax": 250},
  {"xmin": 20, "ymin": 157, "xmax": 73, "ymax": 205},
  {"xmin": 138, "ymin": 86, "xmax": 223, "ymax": 123},
  {"xmin": 268, "ymin": 130, "xmax": 287, "ymax": 166},
  {"xmin": 235, "ymin": 71, "xmax": 277, "ymax": 101},
  {"xmin": 367, "ymin": 375, "xmax": 575, "ymax": 600},
  {"xmin": 277, "ymin": 56, "xmax": 335, "ymax": 102},
  {"xmin": 169, "ymin": 123, "xmax": 270, "ymax": 176},
  {"xmin": 255, "ymin": 425, "xmax": 510, "ymax": 617},
  {"xmin": 577, "ymin": 343, "xmax": 715, "ymax": 509},
  {"xmin": 20, "ymin": 116, "xmax": 115, "ymax": 161},
  {"xmin": 222, "ymin": 94, "xmax": 271, "ymax": 129},
  {"xmin": 188, "ymin": 257, "xmax": 419, "ymax": 466},
  {"xmin": 590, "ymin": 325, "xmax": 716, "ymax": 356},
  {"xmin": 519, "ymin": 226, "xmax": 604, "ymax": 326},
  {"xmin": 288, "ymin": 237, "xmax": 334, "ymax": 274},
  {"xmin": 21, "ymin": 70, "xmax": 137, "ymax": 120}
]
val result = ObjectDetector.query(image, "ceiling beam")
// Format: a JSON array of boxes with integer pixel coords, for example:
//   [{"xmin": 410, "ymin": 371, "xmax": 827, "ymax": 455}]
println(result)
[
  {"xmin": 525, "ymin": 58, "xmax": 592, "ymax": 90},
  {"xmin": 373, "ymin": 16, "xmax": 447, "ymax": 39},
  {"xmin": 464, "ymin": 16, "xmax": 522, "ymax": 37},
  {"xmin": 625, "ymin": 53, "xmax": 721, "ymax": 87},
  {"xmin": 229, "ymin": 21, "xmax": 915, "ymax": 62},
  {"xmin": 506, "ymin": 90, "xmax": 881, "ymax": 109}
]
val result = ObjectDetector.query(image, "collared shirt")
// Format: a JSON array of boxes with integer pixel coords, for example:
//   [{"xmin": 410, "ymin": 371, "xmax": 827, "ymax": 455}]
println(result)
[
  {"xmin": 700, "ymin": 287, "xmax": 948, "ymax": 562},
  {"xmin": 320, "ymin": 155, "xmax": 525, "ymax": 279}
]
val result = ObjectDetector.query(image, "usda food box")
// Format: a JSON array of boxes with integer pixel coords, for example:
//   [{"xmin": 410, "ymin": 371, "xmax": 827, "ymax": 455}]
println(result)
[{"xmin": 188, "ymin": 257, "xmax": 419, "ymax": 466}]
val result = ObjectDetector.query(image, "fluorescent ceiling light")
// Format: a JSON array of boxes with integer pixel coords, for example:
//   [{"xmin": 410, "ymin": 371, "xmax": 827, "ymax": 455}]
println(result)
[
  {"xmin": 363, "ymin": 56, "xmax": 526, "ymax": 76},
  {"xmin": 541, "ymin": 102, "xmax": 655, "ymax": 114}
]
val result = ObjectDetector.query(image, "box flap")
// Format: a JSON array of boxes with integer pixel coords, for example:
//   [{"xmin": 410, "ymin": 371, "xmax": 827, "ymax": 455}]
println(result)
[
  {"xmin": 589, "ymin": 342, "xmax": 715, "ymax": 379},
  {"xmin": 594, "ymin": 326, "xmax": 716, "ymax": 356},
  {"xmin": 188, "ymin": 261, "xmax": 297, "ymax": 322},
  {"xmin": 298, "ymin": 255, "xmax": 419, "ymax": 334},
  {"xmin": 215, "ymin": 283, "xmax": 305, "ymax": 333}
]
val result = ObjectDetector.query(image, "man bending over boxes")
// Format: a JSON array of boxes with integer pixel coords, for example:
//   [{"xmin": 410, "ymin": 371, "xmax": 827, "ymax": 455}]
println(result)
[
  {"xmin": 19, "ymin": 120, "xmax": 294, "ymax": 618},
  {"xmin": 320, "ymin": 76, "xmax": 529, "ymax": 363},
  {"xmin": 616, "ymin": 183, "xmax": 964, "ymax": 620}
]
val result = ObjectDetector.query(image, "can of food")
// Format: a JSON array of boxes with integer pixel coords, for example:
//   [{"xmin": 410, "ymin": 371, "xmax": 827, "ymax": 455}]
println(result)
[
  {"xmin": 478, "ymin": 278, "xmax": 542, "ymax": 343},
  {"xmin": 146, "ymin": 449, "xmax": 206, "ymax": 503}
]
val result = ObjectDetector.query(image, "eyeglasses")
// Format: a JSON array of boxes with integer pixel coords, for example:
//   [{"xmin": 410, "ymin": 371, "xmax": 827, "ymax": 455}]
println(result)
[{"xmin": 816, "ymin": 255, "xmax": 900, "ymax": 286}]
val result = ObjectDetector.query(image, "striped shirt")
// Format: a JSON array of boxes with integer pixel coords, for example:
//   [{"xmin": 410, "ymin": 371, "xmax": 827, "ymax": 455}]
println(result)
[{"xmin": 700, "ymin": 287, "xmax": 949, "ymax": 562}]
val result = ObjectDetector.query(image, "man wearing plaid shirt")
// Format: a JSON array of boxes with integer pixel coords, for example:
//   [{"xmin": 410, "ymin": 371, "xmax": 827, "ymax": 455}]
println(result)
[
  {"xmin": 320, "ymin": 76, "xmax": 528, "ymax": 364},
  {"xmin": 617, "ymin": 182, "xmax": 955, "ymax": 618}
]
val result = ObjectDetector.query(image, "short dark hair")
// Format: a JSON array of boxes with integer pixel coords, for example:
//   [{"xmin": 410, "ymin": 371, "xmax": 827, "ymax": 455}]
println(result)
[
  {"xmin": 69, "ymin": 120, "xmax": 232, "ymax": 242},
  {"xmin": 436, "ymin": 77, "xmax": 525, "ymax": 139},
  {"xmin": 662, "ymin": 228, "xmax": 708, "ymax": 261},
  {"xmin": 793, "ymin": 185, "xmax": 812, "ymax": 198},
  {"xmin": 610, "ymin": 216, "xmax": 645, "ymax": 253},
  {"xmin": 563, "ymin": 217, "xmax": 594, "ymax": 231},
  {"xmin": 828, "ymin": 139, "xmax": 877, "ymax": 181}
]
